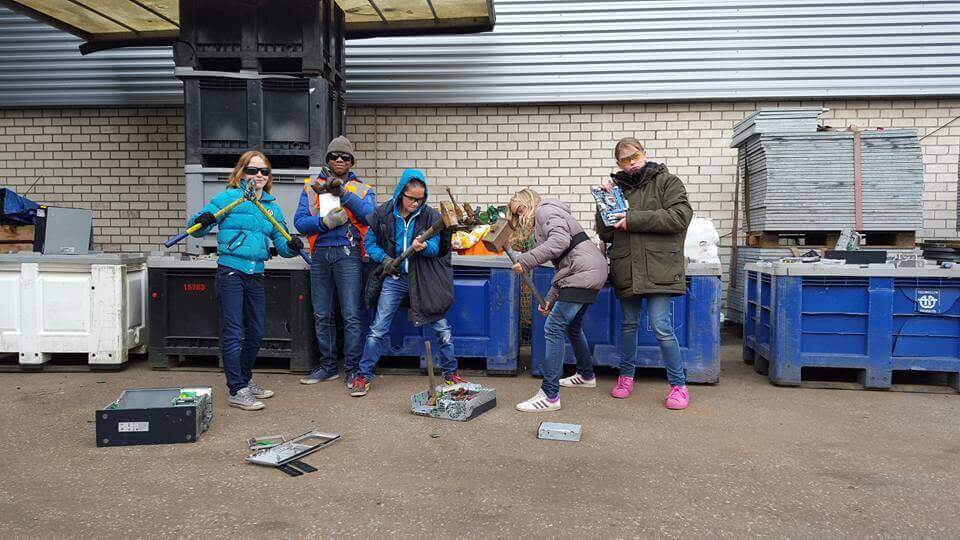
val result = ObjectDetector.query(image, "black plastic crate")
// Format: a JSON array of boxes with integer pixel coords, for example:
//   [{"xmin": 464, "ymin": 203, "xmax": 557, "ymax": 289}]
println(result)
[
  {"xmin": 329, "ymin": 87, "xmax": 346, "ymax": 138},
  {"xmin": 176, "ymin": 0, "xmax": 335, "ymax": 76},
  {"xmin": 330, "ymin": 3, "xmax": 346, "ymax": 82},
  {"xmin": 184, "ymin": 76, "xmax": 331, "ymax": 169},
  {"xmin": 147, "ymin": 263, "xmax": 317, "ymax": 373}
]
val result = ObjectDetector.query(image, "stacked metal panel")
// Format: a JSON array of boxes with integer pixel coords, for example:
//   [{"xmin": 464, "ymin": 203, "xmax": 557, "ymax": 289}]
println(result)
[
  {"xmin": 731, "ymin": 108, "xmax": 826, "ymax": 148},
  {"xmin": 740, "ymin": 130, "xmax": 924, "ymax": 231}
]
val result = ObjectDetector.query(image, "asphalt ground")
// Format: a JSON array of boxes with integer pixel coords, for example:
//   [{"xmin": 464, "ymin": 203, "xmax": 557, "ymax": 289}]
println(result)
[{"xmin": 2, "ymin": 340, "xmax": 959, "ymax": 538}]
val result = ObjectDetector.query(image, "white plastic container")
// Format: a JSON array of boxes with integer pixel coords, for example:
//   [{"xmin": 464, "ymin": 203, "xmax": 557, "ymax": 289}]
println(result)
[{"xmin": 0, "ymin": 253, "xmax": 147, "ymax": 367}]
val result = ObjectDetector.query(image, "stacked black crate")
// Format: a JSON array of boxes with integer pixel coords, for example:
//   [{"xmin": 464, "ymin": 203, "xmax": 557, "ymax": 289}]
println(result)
[
  {"xmin": 174, "ymin": 0, "xmax": 347, "ymax": 254},
  {"xmin": 157, "ymin": 0, "xmax": 347, "ymax": 370}
]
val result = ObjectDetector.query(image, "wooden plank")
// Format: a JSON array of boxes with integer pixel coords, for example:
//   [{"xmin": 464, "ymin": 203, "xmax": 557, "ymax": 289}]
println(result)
[
  {"xmin": 0, "ymin": 224, "xmax": 34, "ymax": 242},
  {"xmin": 0, "ymin": 243, "xmax": 34, "ymax": 253},
  {"xmin": 746, "ymin": 230, "xmax": 916, "ymax": 249}
]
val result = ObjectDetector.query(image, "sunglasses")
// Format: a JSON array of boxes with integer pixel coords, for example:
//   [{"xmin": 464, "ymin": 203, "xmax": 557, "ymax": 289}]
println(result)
[
  {"xmin": 243, "ymin": 166, "xmax": 271, "ymax": 176},
  {"xmin": 401, "ymin": 192, "xmax": 426, "ymax": 205},
  {"xmin": 327, "ymin": 152, "xmax": 354, "ymax": 163},
  {"xmin": 616, "ymin": 151, "xmax": 645, "ymax": 165}
]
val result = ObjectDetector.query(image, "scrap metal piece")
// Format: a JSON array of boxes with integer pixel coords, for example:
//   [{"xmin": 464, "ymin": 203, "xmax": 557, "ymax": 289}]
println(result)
[
  {"xmin": 538, "ymin": 422, "xmax": 582, "ymax": 442},
  {"xmin": 247, "ymin": 434, "xmax": 287, "ymax": 451},
  {"xmin": 411, "ymin": 383, "xmax": 496, "ymax": 422},
  {"xmin": 246, "ymin": 431, "xmax": 341, "ymax": 467}
]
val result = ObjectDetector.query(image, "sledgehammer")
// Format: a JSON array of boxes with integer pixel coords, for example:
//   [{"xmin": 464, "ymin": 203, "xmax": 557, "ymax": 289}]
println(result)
[{"xmin": 482, "ymin": 219, "xmax": 548, "ymax": 310}]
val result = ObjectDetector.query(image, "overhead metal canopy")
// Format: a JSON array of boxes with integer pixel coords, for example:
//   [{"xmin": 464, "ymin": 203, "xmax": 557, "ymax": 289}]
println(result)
[{"xmin": 0, "ymin": 0, "xmax": 494, "ymax": 52}]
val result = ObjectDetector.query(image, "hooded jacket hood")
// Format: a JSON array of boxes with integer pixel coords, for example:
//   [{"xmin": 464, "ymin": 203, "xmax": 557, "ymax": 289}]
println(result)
[{"xmin": 393, "ymin": 168, "xmax": 430, "ymax": 216}]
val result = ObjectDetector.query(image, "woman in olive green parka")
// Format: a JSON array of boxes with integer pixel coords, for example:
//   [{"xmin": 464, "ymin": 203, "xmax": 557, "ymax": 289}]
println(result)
[{"xmin": 596, "ymin": 137, "xmax": 693, "ymax": 410}]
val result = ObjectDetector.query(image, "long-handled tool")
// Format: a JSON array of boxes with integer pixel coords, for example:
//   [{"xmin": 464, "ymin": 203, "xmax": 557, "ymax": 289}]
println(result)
[
  {"xmin": 365, "ymin": 202, "xmax": 460, "ymax": 308},
  {"xmin": 380, "ymin": 202, "xmax": 459, "ymax": 275},
  {"xmin": 164, "ymin": 196, "xmax": 246, "ymax": 248},
  {"xmin": 424, "ymin": 340, "xmax": 437, "ymax": 405},
  {"xmin": 163, "ymin": 181, "xmax": 311, "ymax": 264},
  {"xmin": 249, "ymin": 197, "xmax": 311, "ymax": 265},
  {"xmin": 482, "ymin": 219, "xmax": 549, "ymax": 310}
]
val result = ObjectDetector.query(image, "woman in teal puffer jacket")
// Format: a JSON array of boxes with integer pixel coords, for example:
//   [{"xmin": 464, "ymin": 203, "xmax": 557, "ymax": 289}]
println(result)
[{"xmin": 188, "ymin": 150, "xmax": 304, "ymax": 411}]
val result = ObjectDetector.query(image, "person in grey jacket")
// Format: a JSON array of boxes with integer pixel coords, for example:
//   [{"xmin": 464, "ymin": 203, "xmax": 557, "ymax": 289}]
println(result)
[{"xmin": 508, "ymin": 189, "xmax": 609, "ymax": 412}]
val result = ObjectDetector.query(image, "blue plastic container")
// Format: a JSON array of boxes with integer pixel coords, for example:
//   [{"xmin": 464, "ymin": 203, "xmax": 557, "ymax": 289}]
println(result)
[
  {"xmin": 742, "ymin": 269, "xmax": 773, "ymax": 365},
  {"xmin": 530, "ymin": 263, "xmax": 722, "ymax": 383},
  {"xmin": 375, "ymin": 254, "xmax": 519, "ymax": 374},
  {"xmin": 743, "ymin": 263, "xmax": 960, "ymax": 389}
]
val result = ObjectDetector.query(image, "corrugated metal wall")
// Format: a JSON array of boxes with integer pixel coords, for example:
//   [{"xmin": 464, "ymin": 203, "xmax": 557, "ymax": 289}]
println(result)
[
  {"xmin": 0, "ymin": 7, "xmax": 180, "ymax": 107},
  {"xmin": 348, "ymin": 0, "xmax": 960, "ymax": 104},
  {"xmin": 3, "ymin": 1, "xmax": 960, "ymax": 107}
]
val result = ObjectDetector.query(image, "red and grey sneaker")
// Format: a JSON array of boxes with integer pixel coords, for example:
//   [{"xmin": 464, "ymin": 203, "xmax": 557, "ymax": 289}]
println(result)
[
  {"xmin": 349, "ymin": 375, "xmax": 370, "ymax": 397},
  {"xmin": 444, "ymin": 372, "xmax": 469, "ymax": 385}
]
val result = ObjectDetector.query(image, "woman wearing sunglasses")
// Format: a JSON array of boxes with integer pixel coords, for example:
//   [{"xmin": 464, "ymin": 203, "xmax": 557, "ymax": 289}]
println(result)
[
  {"xmin": 595, "ymin": 137, "xmax": 694, "ymax": 410},
  {"xmin": 188, "ymin": 150, "xmax": 304, "ymax": 411}
]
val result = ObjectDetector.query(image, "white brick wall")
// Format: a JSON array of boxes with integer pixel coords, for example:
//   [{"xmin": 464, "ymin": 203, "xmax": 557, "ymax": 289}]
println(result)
[
  {"xmin": 0, "ymin": 99, "xmax": 957, "ymax": 267},
  {"xmin": 0, "ymin": 106, "xmax": 183, "ymax": 253},
  {"xmin": 348, "ymin": 99, "xmax": 960, "ymax": 290}
]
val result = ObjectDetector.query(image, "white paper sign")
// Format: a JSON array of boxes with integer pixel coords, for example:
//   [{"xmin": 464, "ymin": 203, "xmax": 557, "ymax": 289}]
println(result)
[
  {"xmin": 118, "ymin": 421, "xmax": 150, "ymax": 432},
  {"xmin": 317, "ymin": 193, "xmax": 340, "ymax": 218}
]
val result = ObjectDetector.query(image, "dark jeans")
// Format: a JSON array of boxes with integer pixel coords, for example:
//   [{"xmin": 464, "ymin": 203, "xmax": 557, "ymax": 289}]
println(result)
[
  {"xmin": 309, "ymin": 245, "xmax": 364, "ymax": 378},
  {"xmin": 215, "ymin": 265, "xmax": 265, "ymax": 395},
  {"xmin": 358, "ymin": 273, "xmax": 457, "ymax": 379},
  {"xmin": 619, "ymin": 294, "xmax": 685, "ymax": 387},
  {"xmin": 541, "ymin": 301, "xmax": 593, "ymax": 400}
]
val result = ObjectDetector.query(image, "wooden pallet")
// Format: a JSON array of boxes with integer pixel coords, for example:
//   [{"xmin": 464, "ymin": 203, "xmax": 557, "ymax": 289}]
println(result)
[
  {"xmin": 0, "ymin": 223, "xmax": 34, "ymax": 253},
  {"xmin": 745, "ymin": 230, "xmax": 915, "ymax": 249}
]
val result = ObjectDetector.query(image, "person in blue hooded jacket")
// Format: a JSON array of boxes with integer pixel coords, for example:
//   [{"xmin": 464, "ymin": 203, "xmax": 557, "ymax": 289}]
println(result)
[
  {"xmin": 188, "ymin": 150, "xmax": 303, "ymax": 411},
  {"xmin": 350, "ymin": 168, "xmax": 466, "ymax": 397}
]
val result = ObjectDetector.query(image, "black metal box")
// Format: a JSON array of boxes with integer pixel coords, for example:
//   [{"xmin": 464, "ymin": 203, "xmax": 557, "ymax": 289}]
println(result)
[
  {"xmin": 147, "ymin": 255, "xmax": 318, "ymax": 373},
  {"xmin": 96, "ymin": 387, "xmax": 213, "ymax": 447}
]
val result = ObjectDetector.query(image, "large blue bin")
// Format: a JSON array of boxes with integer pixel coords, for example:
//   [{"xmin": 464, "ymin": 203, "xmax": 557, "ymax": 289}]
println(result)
[
  {"xmin": 375, "ymin": 254, "xmax": 519, "ymax": 374},
  {"xmin": 530, "ymin": 263, "xmax": 722, "ymax": 383},
  {"xmin": 742, "ymin": 262, "xmax": 960, "ymax": 389}
]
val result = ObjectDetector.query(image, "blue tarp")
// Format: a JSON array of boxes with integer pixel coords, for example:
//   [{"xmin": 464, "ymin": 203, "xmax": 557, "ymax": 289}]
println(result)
[{"xmin": 0, "ymin": 188, "xmax": 39, "ymax": 225}]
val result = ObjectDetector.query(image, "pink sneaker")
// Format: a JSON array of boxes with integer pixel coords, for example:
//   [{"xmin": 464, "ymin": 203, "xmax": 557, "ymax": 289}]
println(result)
[
  {"xmin": 665, "ymin": 385, "xmax": 689, "ymax": 410},
  {"xmin": 611, "ymin": 376, "xmax": 634, "ymax": 399}
]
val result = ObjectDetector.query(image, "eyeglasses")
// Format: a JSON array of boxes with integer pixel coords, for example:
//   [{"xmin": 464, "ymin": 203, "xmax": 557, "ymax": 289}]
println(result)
[
  {"xmin": 401, "ymin": 193, "xmax": 426, "ymax": 205},
  {"xmin": 616, "ymin": 151, "xmax": 645, "ymax": 166},
  {"xmin": 243, "ymin": 166, "xmax": 271, "ymax": 176},
  {"xmin": 326, "ymin": 152, "xmax": 354, "ymax": 163}
]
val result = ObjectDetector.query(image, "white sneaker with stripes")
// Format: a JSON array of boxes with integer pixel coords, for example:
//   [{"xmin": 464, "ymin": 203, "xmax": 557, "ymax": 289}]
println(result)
[
  {"xmin": 516, "ymin": 389, "xmax": 561, "ymax": 412},
  {"xmin": 559, "ymin": 373, "xmax": 597, "ymax": 388}
]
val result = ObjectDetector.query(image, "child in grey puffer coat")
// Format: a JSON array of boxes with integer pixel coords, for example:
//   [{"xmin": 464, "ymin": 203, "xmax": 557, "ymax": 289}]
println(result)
[{"xmin": 508, "ymin": 189, "xmax": 608, "ymax": 412}]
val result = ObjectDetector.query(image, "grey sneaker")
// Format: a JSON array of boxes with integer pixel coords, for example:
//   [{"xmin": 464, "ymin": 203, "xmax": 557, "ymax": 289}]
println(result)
[
  {"xmin": 229, "ymin": 387, "xmax": 265, "ymax": 411},
  {"xmin": 299, "ymin": 368, "xmax": 339, "ymax": 385},
  {"xmin": 247, "ymin": 381, "xmax": 274, "ymax": 399}
]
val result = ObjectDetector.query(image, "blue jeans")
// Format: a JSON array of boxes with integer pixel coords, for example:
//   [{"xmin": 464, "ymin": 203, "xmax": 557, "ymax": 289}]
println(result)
[
  {"xmin": 541, "ymin": 301, "xmax": 593, "ymax": 400},
  {"xmin": 215, "ymin": 265, "xmax": 265, "ymax": 395},
  {"xmin": 309, "ymin": 245, "xmax": 364, "ymax": 378},
  {"xmin": 619, "ymin": 294, "xmax": 685, "ymax": 387},
  {"xmin": 358, "ymin": 273, "xmax": 457, "ymax": 379}
]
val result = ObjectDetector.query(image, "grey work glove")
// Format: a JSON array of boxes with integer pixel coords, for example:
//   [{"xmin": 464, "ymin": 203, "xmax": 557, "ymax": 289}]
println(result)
[
  {"xmin": 327, "ymin": 178, "xmax": 345, "ymax": 197},
  {"xmin": 322, "ymin": 207, "xmax": 349, "ymax": 230}
]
